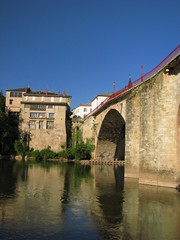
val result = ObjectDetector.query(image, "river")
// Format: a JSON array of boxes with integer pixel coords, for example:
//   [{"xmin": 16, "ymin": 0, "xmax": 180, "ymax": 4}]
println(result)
[{"xmin": 0, "ymin": 160, "xmax": 180, "ymax": 240}]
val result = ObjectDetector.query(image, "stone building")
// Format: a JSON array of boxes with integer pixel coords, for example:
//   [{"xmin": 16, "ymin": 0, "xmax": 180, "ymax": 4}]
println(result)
[
  {"xmin": 6, "ymin": 87, "xmax": 31, "ymax": 116},
  {"xmin": 6, "ymin": 87, "xmax": 71, "ymax": 152}
]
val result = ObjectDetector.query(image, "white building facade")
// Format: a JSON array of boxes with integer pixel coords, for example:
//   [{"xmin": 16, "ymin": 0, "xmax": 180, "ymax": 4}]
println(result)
[
  {"xmin": 72, "ymin": 94, "xmax": 109, "ymax": 119},
  {"xmin": 72, "ymin": 104, "xmax": 92, "ymax": 119},
  {"xmin": 91, "ymin": 94, "xmax": 109, "ymax": 111}
]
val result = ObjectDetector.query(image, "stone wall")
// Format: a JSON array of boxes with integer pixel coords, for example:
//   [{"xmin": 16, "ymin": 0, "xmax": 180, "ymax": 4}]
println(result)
[
  {"xmin": 125, "ymin": 90, "xmax": 141, "ymax": 178},
  {"xmin": 125, "ymin": 69, "xmax": 180, "ymax": 187}
]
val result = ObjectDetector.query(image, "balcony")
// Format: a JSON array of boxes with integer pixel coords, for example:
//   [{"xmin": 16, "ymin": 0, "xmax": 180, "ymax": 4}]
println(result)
[{"xmin": 30, "ymin": 104, "xmax": 46, "ymax": 111}]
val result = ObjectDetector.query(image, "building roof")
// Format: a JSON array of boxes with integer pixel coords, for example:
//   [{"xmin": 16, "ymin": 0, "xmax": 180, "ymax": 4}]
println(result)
[
  {"xmin": 79, "ymin": 103, "xmax": 91, "ymax": 107},
  {"xmin": 24, "ymin": 91, "xmax": 67, "ymax": 97},
  {"xmin": 91, "ymin": 93, "xmax": 110, "ymax": 102},
  {"xmin": 6, "ymin": 87, "xmax": 71, "ymax": 98},
  {"xmin": 72, "ymin": 103, "xmax": 91, "ymax": 111},
  {"xmin": 72, "ymin": 94, "xmax": 109, "ymax": 111},
  {"xmin": 6, "ymin": 87, "xmax": 31, "ymax": 92}
]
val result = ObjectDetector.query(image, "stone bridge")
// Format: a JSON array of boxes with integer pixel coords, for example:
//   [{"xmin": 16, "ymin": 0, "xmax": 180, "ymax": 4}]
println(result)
[{"xmin": 77, "ymin": 45, "xmax": 180, "ymax": 188}]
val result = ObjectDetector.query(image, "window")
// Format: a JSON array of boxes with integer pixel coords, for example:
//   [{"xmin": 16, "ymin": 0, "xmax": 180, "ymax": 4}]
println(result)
[
  {"xmin": 29, "ymin": 120, "xmax": 36, "ymax": 129},
  {"xmin": 39, "ymin": 113, "xmax": 45, "ymax": 118},
  {"xmin": 30, "ymin": 112, "xmax": 45, "ymax": 118},
  {"xmin": 30, "ymin": 112, "xmax": 38, "ymax": 118},
  {"xmin": 48, "ymin": 105, "xmax": 53, "ymax": 109},
  {"xmin": 46, "ymin": 121, "xmax": 54, "ymax": 129},
  {"xmin": 9, "ymin": 99, "xmax": 13, "ymax": 105},
  {"xmin": 30, "ymin": 104, "xmax": 46, "ymax": 111},
  {"xmin": 10, "ymin": 91, "xmax": 22, "ymax": 97},
  {"xmin": 9, "ymin": 111, "xmax": 19, "ymax": 117},
  {"xmin": 84, "ymin": 108, "xmax": 87, "ymax": 112},
  {"xmin": 49, "ymin": 113, "xmax": 54, "ymax": 118},
  {"xmin": 10, "ymin": 92, "xmax": 14, "ymax": 97},
  {"xmin": 39, "ymin": 121, "xmax": 43, "ymax": 129},
  {"xmin": 25, "ymin": 104, "xmax": 30, "ymax": 108}
]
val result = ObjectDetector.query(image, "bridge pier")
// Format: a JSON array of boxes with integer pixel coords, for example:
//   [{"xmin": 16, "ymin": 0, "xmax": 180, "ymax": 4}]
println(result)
[{"xmin": 125, "ymin": 68, "xmax": 180, "ymax": 188}]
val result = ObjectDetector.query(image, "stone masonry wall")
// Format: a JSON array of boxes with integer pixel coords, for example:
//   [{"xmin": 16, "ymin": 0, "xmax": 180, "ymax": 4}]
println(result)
[
  {"xmin": 125, "ymin": 69, "xmax": 180, "ymax": 187},
  {"xmin": 125, "ymin": 90, "xmax": 141, "ymax": 178}
]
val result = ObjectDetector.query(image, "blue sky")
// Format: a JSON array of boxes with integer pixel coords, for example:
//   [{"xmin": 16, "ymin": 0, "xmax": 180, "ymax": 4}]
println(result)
[{"xmin": 0, "ymin": 0, "xmax": 179, "ymax": 109}]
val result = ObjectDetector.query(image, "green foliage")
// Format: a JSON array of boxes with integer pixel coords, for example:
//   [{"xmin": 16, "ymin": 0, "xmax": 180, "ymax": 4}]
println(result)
[
  {"xmin": 29, "ymin": 150, "xmax": 41, "ymax": 160},
  {"xmin": 74, "ymin": 142, "xmax": 91, "ymax": 160},
  {"xmin": 58, "ymin": 147, "xmax": 75, "ymax": 160},
  {"xmin": 39, "ymin": 148, "xmax": 57, "ymax": 160},
  {"xmin": 57, "ymin": 129, "xmax": 94, "ymax": 161},
  {"xmin": 58, "ymin": 150, "xmax": 69, "ymax": 159},
  {"xmin": 27, "ymin": 148, "xmax": 57, "ymax": 160},
  {"xmin": 0, "ymin": 91, "xmax": 5, "ymax": 112},
  {"xmin": 0, "ymin": 92, "xmax": 20, "ymax": 154},
  {"xmin": 14, "ymin": 141, "xmax": 24, "ymax": 157},
  {"xmin": 14, "ymin": 132, "xmax": 30, "ymax": 159},
  {"xmin": 58, "ymin": 139, "xmax": 94, "ymax": 161},
  {"xmin": 71, "ymin": 129, "xmax": 83, "ymax": 147}
]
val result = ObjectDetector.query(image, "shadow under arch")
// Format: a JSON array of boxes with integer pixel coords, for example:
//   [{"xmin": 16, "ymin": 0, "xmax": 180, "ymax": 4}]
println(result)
[{"xmin": 95, "ymin": 109, "xmax": 125, "ymax": 161}]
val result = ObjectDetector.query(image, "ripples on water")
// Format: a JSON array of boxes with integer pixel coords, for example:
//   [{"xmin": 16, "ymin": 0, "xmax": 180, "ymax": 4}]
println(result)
[{"xmin": 0, "ymin": 160, "xmax": 180, "ymax": 240}]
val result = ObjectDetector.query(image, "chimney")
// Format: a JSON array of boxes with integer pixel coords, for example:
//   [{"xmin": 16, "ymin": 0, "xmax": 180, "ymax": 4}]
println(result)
[
  {"xmin": 63, "ymin": 90, "xmax": 65, "ymax": 96},
  {"xmin": 46, "ymin": 89, "xmax": 48, "ymax": 95}
]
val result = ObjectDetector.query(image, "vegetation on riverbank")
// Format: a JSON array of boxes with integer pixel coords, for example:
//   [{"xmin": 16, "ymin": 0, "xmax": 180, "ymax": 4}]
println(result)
[
  {"xmin": 26, "ymin": 129, "xmax": 94, "ymax": 161},
  {"xmin": 15, "ymin": 126, "xmax": 94, "ymax": 161},
  {"xmin": 0, "ymin": 92, "xmax": 19, "ymax": 155}
]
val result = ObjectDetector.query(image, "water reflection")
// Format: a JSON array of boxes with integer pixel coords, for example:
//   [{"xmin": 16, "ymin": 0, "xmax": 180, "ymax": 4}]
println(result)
[
  {"xmin": 0, "ymin": 160, "xmax": 180, "ymax": 240},
  {"xmin": 0, "ymin": 160, "xmax": 28, "ymax": 198}
]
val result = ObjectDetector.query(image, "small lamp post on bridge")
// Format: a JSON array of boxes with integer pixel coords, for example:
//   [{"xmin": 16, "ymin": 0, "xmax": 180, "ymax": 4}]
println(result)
[
  {"xmin": 113, "ymin": 81, "xmax": 115, "ymax": 94},
  {"xmin": 141, "ymin": 64, "xmax": 143, "ymax": 82}
]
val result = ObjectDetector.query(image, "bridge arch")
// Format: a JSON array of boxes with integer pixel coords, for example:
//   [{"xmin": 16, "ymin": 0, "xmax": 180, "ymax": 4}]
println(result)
[{"xmin": 95, "ymin": 109, "xmax": 125, "ymax": 161}]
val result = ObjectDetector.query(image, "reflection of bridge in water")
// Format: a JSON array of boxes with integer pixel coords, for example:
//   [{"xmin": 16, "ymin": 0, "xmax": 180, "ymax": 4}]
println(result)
[
  {"xmin": 78, "ymin": 45, "xmax": 180, "ymax": 188},
  {"xmin": 81, "ymin": 159, "xmax": 125, "ymax": 166}
]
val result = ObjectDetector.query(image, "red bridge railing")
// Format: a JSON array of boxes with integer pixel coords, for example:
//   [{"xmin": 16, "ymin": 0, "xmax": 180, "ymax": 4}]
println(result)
[{"xmin": 84, "ymin": 44, "xmax": 180, "ymax": 119}]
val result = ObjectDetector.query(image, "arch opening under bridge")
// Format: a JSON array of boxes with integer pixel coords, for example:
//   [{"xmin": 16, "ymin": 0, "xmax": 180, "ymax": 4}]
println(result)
[{"xmin": 95, "ymin": 109, "xmax": 125, "ymax": 161}]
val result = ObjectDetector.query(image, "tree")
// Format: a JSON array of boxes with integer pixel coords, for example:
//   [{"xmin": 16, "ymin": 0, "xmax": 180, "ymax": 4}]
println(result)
[
  {"xmin": 0, "ymin": 91, "xmax": 5, "ymax": 112},
  {"xmin": 0, "ymin": 91, "xmax": 20, "ymax": 155},
  {"xmin": 14, "ymin": 131, "xmax": 30, "ymax": 160}
]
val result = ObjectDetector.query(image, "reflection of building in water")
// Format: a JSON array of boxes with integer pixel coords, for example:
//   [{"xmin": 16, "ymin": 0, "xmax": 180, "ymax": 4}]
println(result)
[
  {"xmin": 1, "ymin": 163, "xmax": 180, "ymax": 240},
  {"xmin": 0, "ymin": 165, "xmax": 66, "ymax": 231}
]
